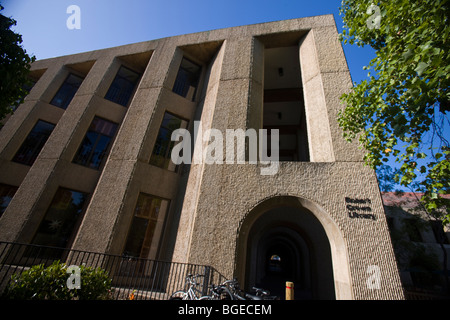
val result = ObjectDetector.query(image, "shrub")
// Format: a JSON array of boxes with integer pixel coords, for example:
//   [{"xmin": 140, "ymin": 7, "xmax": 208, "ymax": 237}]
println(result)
[{"xmin": 4, "ymin": 261, "xmax": 113, "ymax": 300}]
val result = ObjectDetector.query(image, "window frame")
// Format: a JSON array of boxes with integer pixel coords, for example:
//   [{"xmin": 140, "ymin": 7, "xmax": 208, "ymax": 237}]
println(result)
[
  {"xmin": 13, "ymin": 119, "xmax": 56, "ymax": 166},
  {"xmin": 123, "ymin": 193, "xmax": 170, "ymax": 259},
  {"xmin": 31, "ymin": 187, "xmax": 89, "ymax": 252},
  {"xmin": 104, "ymin": 65, "xmax": 141, "ymax": 107},
  {"xmin": 172, "ymin": 57, "xmax": 202, "ymax": 101},
  {"xmin": 72, "ymin": 116, "xmax": 119, "ymax": 170},
  {"xmin": 50, "ymin": 73, "xmax": 84, "ymax": 110},
  {"xmin": 149, "ymin": 111, "xmax": 189, "ymax": 172}
]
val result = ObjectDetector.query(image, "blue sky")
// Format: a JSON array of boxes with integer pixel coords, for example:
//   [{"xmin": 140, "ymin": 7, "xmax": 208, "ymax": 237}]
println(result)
[{"xmin": 1, "ymin": 0, "xmax": 375, "ymax": 85}]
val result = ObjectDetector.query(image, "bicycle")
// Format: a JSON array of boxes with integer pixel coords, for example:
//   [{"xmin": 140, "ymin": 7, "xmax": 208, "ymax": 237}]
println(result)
[
  {"xmin": 203, "ymin": 282, "xmax": 235, "ymax": 300},
  {"xmin": 169, "ymin": 274, "xmax": 210, "ymax": 300},
  {"xmin": 248, "ymin": 286, "xmax": 280, "ymax": 300},
  {"xmin": 218, "ymin": 278, "xmax": 279, "ymax": 300}
]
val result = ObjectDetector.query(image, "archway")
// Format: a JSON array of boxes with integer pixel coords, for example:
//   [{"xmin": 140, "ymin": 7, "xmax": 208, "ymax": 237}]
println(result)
[{"xmin": 235, "ymin": 196, "xmax": 352, "ymax": 300}]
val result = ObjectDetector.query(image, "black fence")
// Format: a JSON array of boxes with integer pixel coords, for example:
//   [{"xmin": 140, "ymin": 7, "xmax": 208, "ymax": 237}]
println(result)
[{"xmin": 0, "ymin": 241, "xmax": 226, "ymax": 300}]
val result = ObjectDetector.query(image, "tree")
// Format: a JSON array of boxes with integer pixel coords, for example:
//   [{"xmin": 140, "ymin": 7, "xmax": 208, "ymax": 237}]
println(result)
[
  {"xmin": 338, "ymin": 0, "xmax": 450, "ymax": 225},
  {"xmin": 0, "ymin": 4, "xmax": 36, "ymax": 121}
]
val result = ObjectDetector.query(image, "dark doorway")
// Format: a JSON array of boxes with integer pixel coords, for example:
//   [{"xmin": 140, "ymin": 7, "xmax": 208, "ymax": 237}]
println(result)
[
  {"xmin": 244, "ymin": 205, "xmax": 335, "ymax": 300},
  {"xmin": 252, "ymin": 226, "xmax": 312, "ymax": 300}
]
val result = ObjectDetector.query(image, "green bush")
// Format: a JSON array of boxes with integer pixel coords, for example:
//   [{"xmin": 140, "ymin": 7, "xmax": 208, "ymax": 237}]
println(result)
[{"xmin": 4, "ymin": 261, "xmax": 113, "ymax": 300}]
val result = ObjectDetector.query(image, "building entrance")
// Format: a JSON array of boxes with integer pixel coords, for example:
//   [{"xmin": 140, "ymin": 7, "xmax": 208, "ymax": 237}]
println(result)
[
  {"xmin": 238, "ymin": 196, "xmax": 336, "ymax": 299},
  {"xmin": 253, "ymin": 225, "xmax": 311, "ymax": 299}
]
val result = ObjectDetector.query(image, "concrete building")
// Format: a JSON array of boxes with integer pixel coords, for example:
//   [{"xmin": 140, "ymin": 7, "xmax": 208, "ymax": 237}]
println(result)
[{"xmin": 0, "ymin": 15, "xmax": 405, "ymax": 299}]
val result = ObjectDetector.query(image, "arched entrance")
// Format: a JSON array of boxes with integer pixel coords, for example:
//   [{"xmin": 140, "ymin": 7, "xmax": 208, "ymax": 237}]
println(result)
[{"xmin": 235, "ymin": 196, "xmax": 352, "ymax": 300}]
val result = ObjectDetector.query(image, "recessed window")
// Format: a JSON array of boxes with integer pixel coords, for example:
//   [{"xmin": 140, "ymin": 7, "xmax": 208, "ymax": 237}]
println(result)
[
  {"xmin": 31, "ymin": 188, "xmax": 88, "ymax": 251},
  {"xmin": 123, "ymin": 193, "xmax": 169, "ymax": 259},
  {"xmin": 150, "ymin": 112, "xmax": 188, "ymax": 171},
  {"xmin": 13, "ymin": 120, "xmax": 56, "ymax": 166},
  {"xmin": 172, "ymin": 58, "xmax": 201, "ymax": 101},
  {"xmin": 73, "ymin": 117, "xmax": 118, "ymax": 170},
  {"xmin": 0, "ymin": 184, "xmax": 18, "ymax": 218},
  {"xmin": 50, "ymin": 73, "xmax": 84, "ymax": 109},
  {"xmin": 263, "ymin": 46, "xmax": 309, "ymax": 161},
  {"xmin": 105, "ymin": 66, "xmax": 140, "ymax": 107}
]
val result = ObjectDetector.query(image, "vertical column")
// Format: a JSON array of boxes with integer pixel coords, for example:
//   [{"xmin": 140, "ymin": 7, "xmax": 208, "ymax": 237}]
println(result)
[
  {"xmin": 170, "ymin": 41, "xmax": 226, "ymax": 263},
  {"xmin": 0, "ymin": 55, "xmax": 114, "ymax": 243},
  {"xmin": 71, "ymin": 40, "xmax": 177, "ymax": 254},
  {"xmin": 172, "ymin": 36, "xmax": 264, "ymax": 271},
  {"xmin": 299, "ymin": 30, "xmax": 335, "ymax": 162},
  {"xmin": 306, "ymin": 26, "xmax": 362, "ymax": 161}
]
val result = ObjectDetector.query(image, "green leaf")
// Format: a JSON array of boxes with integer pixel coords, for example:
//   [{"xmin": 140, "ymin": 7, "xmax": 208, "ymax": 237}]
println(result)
[
  {"xmin": 402, "ymin": 49, "xmax": 414, "ymax": 60},
  {"xmin": 415, "ymin": 62, "xmax": 429, "ymax": 76}
]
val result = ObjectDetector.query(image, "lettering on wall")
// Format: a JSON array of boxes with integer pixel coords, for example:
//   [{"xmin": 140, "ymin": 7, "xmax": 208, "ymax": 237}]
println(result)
[{"xmin": 345, "ymin": 197, "xmax": 376, "ymax": 220}]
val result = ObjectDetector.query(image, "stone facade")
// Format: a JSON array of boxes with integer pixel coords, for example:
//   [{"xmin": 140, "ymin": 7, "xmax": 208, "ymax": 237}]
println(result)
[{"xmin": 0, "ymin": 15, "xmax": 405, "ymax": 299}]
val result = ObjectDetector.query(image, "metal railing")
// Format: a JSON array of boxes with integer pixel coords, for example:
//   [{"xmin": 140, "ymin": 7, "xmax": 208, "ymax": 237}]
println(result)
[{"xmin": 0, "ymin": 241, "xmax": 226, "ymax": 300}]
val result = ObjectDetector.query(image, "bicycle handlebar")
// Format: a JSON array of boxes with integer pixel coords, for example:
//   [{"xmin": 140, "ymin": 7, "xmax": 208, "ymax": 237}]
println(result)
[{"xmin": 252, "ymin": 287, "xmax": 270, "ymax": 296}]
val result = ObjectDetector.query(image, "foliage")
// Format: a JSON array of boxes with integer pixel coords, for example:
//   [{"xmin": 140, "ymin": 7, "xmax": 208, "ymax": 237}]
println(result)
[
  {"xmin": 338, "ymin": 0, "xmax": 450, "ymax": 225},
  {"xmin": 78, "ymin": 264, "xmax": 113, "ymax": 300},
  {"xmin": 0, "ymin": 4, "xmax": 36, "ymax": 121},
  {"xmin": 4, "ymin": 261, "xmax": 113, "ymax": 300}
]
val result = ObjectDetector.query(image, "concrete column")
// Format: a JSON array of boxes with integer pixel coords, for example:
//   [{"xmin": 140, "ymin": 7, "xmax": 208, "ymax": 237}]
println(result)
[
  {"xmin": 299, "ymin": 30, "xmax": 335, "ymax": 162},
  {"xmin": 171, "ymin": 36, "xmax": 264, "ymax": 269},
  {"xmin": 0, "ymin": 55, "xmax": 115, "ymax": 243},
  {"xmin": 170, "ymin": 41, "xmax": 227, "ymax": 263},
  {"xmin": 307, "ymin": 26, "xmax": 363, "ymax": 161}
]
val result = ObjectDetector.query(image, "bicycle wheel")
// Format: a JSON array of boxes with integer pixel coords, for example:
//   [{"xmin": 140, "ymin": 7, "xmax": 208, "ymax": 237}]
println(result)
[
  {"xmin": 169, "ymin": 290, "xmax": 187, "ymax": 300},
  {"xmin": 217, "ymin": 287, "xmax": 234, "ymax": 300}
]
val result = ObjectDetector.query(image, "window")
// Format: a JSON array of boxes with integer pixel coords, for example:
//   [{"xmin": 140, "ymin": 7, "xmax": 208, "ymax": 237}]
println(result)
[
  {"xmin": 150, "ymin": 112, "xmax": 188, "ymax": 171},
  {"xmin": 172, "ymin": 58, "xmax": 201, "ymax": 101},
  {"xmin": 105, "ymin": 66, "xmax": 140, "ymax": 106},
  {"xmin": 73, "ymin": 117, "xmax": 118, "ymax": 169},
  {"xmin": 123, "ymin": 193, "xmax": 169, "ymax": 258},
  {"xmin": 13, "ymin": 120, "xmax": 56, "ymax": 166},
  {"xmin": 50, "ymin": 73, "xmax": 84, "ymax": 109},
  {"xmin": 31, "ymin": 188, "xmax": 88, "ymax": 250},
  {"xmin": 0, "ymin": 184, "xmax": 18, "ymax": 218}
]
